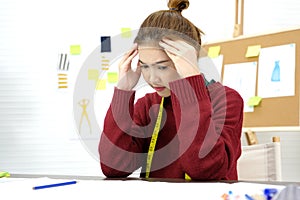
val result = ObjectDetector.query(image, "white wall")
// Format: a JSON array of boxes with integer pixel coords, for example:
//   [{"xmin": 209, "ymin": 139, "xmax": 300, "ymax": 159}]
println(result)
[{"xmin": 0, "ymin": 0, "xmax": 300, "ymax": 181}]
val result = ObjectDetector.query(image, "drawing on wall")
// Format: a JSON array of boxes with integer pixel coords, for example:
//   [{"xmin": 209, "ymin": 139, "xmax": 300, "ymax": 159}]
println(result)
[
  {"xmin": 101, "ymin": 36, "xmax": 111, "ymax": 53},
  {"xmin": 78, "ymin": 98, "xmax": 92, "ymax": 134},
  {"xmin": 57, "ymin": 53, "xmax": 69, "ymax": 89},
  {"xmin": 101, "ymin": 56, "xmax": 110, "ymax": 70},
  {"xmin": 271, "ymin": 60, "xmax": 281, "ymax": 82},
  {"xmin": 258, "ymin": 43, "xmax": 295, "ymax": 98},
  {"xmin": 222, "ymin": 62, "xmax": 257, "ymax": 112}
]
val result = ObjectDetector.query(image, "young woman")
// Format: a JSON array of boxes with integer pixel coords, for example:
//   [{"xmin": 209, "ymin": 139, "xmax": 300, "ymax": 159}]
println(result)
[{"xmin": 98, "ymin": 0, "xmax": 244, "ymax": 180}]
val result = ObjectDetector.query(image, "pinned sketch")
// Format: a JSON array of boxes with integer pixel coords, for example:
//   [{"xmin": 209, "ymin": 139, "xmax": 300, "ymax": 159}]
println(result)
[
  {"xmin": 258, "ymin": 43, "xmax": 295, "ymax": 98},
  {"xmin": 101, "ymin": 56, "xmax": 110, "ymax": 70},
  {"xmin": 223, "ymin": 62, "xmax": 257, "ymax": 112},
  {"xmin": 57, "ymin": 53, "xmax": 69, "ymax": 89},
  {"xmin": 78, "ymin": 99, "xmax": 92, "ymax": 134},
  {"xmin": 198, "ymin": 55, "xmax": 223, "ymax": 82},
  {"xmin": 101, "ymin": 36, "xmax": 111, "ymax": 52},
  {"xmin": 271, "ymin": 60, "xmax": 280, "ymax": 82}
]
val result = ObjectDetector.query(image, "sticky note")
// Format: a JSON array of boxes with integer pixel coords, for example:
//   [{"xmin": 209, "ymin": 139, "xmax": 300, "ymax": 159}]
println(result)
[
  {"xmin": 246, "ymin": 45, "xmax": 261, "ymax": 58},
  {"xmin": 0, "ymin": 171, "xmax": 10, "ymax": 178},
  {"xmin": 88, "ymin": 69, "xmax": 99, "ymax": 81},
  {"xmin": 247, "ymin": 96, "xmax": 262, "ymax": 106},
  {"xmin": 70, "ymin": 45, "xmax": 81, "ymax": 55},
  {"xmin": 101, "ymin": 36, "xmax": 111, "ymax": 52},
  {"xmin": 96, "ymin": 79, "xmax": 107, "ymax": 90},
  {"xmin": 208, "ymin": 46, "xmax": 221, "ymax": 58},
  {"xmin": 121, "ymin": 27, "xmax": 132, "ymax": 38},
  {"xmin": 107, "ymin": 72, "xmax": 118, "ymax": 83}
]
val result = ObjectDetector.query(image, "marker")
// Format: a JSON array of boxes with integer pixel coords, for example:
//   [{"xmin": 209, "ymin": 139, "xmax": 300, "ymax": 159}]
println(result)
[
  {"xmin": 32, "ymin": 180, "xmax": 77, "ymax": 190},
  {"xmin": 245, "ymin": 194, "xmax": 254, "ymax": 200},
  {"xmin": 264, "ymin": 188, "xmax": 278, "ymax": 200}
]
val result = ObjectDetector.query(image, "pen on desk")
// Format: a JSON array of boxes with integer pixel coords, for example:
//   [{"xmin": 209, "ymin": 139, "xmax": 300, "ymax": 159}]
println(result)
[
  {"xmin": 32, "ymin": 180, "xmax": 77, "ymax": 190},
  {"xmin": 245, "ymin": 194, "xmax": 254, "ymax": 200}
]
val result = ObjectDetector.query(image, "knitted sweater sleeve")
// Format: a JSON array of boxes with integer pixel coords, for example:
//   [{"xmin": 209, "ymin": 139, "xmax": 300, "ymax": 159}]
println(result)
[
  {"xmin": 98, "ymin": 88, "xmax": 154, "ymax": 178},
  {"xmin": 98, "ymin": 88, "xmax": 143, "ymax": 177},
  {"xmin": 169, "ymin": 74, "xmax": 244, "ymax": 180}
]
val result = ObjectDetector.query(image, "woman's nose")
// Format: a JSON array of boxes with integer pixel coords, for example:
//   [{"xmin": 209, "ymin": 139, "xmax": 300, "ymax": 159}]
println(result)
[{"xmin": 149, "ymin": 68, "xmax": 160, "ymax": 84}]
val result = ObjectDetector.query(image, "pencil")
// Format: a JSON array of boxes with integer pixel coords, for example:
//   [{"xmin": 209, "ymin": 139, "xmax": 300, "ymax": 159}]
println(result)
[{"xmin": 32, "ymin": 180, "xmax": 77, "ymax": 190}]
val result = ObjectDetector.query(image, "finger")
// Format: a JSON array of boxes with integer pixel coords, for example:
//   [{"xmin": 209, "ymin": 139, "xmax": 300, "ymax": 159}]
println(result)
[
  {"xmin": 123, "ymin": 49, "xmax": 138, "ymax": 66},
  {"xmin": 127, "ymin": 43, "xmax": 138, "ymax": 56},
  {"xmin": 161, "ymin": 38, "xmax": 187, "ymax": 50},
  {"xmin": 120, "ymin": 48, "xmax": 138, "ymax": 67},
  {"xmin": 159, "ymin": 40, "xmax": 179, "ymax": 56},
  {"xmin": 161, "ymin": 38, "xmax": 194, "ymax": 54},
  {"xmin": 120, "ymin": 43, "xmax": 138, "ymax": 63}
]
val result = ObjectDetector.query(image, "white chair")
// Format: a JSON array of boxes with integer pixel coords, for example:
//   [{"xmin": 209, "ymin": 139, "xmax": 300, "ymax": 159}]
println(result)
[{"xmin": 237, "ymin": 136, "xmax": 282, "ymax": 181}]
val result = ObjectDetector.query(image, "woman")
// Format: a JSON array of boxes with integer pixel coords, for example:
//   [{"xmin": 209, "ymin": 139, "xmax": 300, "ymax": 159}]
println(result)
[{"xmin": 99, "ymin": 0, "xmax": 244, "ymax": 180}]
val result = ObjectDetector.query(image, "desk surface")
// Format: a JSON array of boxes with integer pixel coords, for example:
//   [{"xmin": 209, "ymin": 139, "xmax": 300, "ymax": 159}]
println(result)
[
  {"xmin": 9, "ymin": 173, "xmax": 300, "ymax": 185},
  {"xmin": 1, "ymin": 174, "xmax": 299, "ymax": 200}
]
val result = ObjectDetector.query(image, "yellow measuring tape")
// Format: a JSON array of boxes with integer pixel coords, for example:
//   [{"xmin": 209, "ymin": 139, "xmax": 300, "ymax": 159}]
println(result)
[
  {"xmin": 145, "ymin": 97, "xmax": 192, "ymax": 180},
  {"xmin": 145, "ymin": 97, "xmax": 164, "ymax": 178}
]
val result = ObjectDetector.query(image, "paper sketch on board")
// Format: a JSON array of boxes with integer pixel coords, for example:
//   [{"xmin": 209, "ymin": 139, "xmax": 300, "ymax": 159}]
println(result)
[
  {"xmin": 257, "ymin": 43, "xmax": 296, "ymax": 98},
  {"xmin": 198, "ymin": 55, "xmax": 223, "ymax": 82},
  {"xmin": 222, "ymin": 62, "xmax": 257, "ymax": 112}
]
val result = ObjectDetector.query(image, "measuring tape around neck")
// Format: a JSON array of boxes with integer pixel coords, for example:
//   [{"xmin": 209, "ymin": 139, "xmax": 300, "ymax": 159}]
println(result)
[{"xmin": 145, "ymin": 97, "xmax": 164, "ymax": 178}]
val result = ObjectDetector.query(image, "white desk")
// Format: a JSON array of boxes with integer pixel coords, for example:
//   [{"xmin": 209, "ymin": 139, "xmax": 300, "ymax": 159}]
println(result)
[{"xmin": 1, "ymin": 174, "xmax": 294, "ymax": 200}]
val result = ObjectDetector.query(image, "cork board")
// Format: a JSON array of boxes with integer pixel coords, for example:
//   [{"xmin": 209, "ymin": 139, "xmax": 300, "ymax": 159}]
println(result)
[{"xmin": 202, "ymin": 28, "xmax": 300, "ymax": 127}]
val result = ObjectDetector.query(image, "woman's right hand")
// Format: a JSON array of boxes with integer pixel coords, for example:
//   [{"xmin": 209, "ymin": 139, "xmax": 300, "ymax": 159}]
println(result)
[{"xmin": 116, "ymin": 43, "xmax": 141, "ymax": 91}]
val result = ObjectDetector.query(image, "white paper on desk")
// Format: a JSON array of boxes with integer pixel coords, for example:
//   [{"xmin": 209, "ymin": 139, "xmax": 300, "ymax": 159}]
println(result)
[
  {"xmin": 258, "ymin": 43, "xmax": 296, "ymax": 98},
  {"xmin": 222, "ymin": 62, "xmax": 257, "ymax": 112}
]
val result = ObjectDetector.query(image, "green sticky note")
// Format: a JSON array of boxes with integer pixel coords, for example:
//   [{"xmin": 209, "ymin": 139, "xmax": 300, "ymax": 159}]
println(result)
[
  {"xmin": 70, "ymin": 45, "xmax": 81, "ymax": 55},
  {"xmin": 0, "ymin": 171, "xmax": 10, "ymax": 178},
  {"xmin": 88, "ymin": 69, "xmax": 99, "ymax": 81},
  {"xmin": 208, "ymin": 46, "xmax": 221, "ymax": 58},
  {"xmin": 121, "ymin": 27, "xmax": 132, "ymax": 38},
  {"xmin": 107, "ymin": 72, "xmax": 118, "ymax": 83},
  {"xmin": 245, "ymin": 45, "xmax": 261, "ymax": 58},
  {"xmin": 247, "ymin": 96, "xmax": 262, "ymax": 106}
]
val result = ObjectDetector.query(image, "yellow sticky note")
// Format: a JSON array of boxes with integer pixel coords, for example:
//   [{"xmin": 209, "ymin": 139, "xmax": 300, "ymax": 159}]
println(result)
[
  {"xmin": 0, "ymin": 171, "xmax": 10, "ymax": 178},
  {"xmin": 107, "ymin": 72, "xmax": 118, "ymax": 83},
  {"xmin": 121, "ymin": 27, "xmax": 132, "ymax": 38},
  {"xmin": 96, "ymin": 79, "xmax": 107, "ymax": 90},
  {"xmin": 88, "ymin": 69, "xmax": 99, "ymax": 81},
  {"xmin": 208, "ymin": 46, "xmax": 221, "ymax": 58},
  {"xmin": 246, "ymin": 45, "xmax": 261, "ymax": 58},
  {"xmin": 70, "ymin": 45, "xmax": 81, "ymax": 55},
  {"xmin": 247, "ymin": 96, "xmax": 262, "ymax": 106}
]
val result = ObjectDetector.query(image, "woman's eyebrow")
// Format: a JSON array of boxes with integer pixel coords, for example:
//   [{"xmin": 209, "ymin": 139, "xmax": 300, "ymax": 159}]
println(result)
[{"xmin": 138, "ymin": 59, "xmax": 170, "ymax": 65}]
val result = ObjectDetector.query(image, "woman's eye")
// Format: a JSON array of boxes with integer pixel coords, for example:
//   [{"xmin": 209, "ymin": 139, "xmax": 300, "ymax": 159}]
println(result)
[
  {"xmin": 140, "ymin": 65, "xmax": 149, "ymax": 69},
  {"xmin": 157, "ymin": 65, "xmax": 167, "ymax": 70}
]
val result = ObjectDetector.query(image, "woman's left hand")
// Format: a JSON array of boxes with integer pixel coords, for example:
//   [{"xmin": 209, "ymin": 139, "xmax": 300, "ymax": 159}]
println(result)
[{"xmin": 159, "ymin": 38, "xmax": 200, "ymax": 78}]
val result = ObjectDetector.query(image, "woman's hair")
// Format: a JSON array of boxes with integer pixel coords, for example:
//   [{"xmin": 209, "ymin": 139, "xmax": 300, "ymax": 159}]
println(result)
[{"xmin": 134, "ymin": 0, "xmax": 203, "ymax": 52}]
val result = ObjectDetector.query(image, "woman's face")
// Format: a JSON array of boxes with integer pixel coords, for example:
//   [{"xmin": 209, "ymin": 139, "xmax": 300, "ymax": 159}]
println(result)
[{"xmin": 138, "ymin": 46, "xmax": 180, "ymax": 97}]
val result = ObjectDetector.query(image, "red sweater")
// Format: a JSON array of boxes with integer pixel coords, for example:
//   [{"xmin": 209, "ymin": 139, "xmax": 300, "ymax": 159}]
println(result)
[{"xmin": 99, "ymin": 74, "xmax": 243, "ymax": 180}]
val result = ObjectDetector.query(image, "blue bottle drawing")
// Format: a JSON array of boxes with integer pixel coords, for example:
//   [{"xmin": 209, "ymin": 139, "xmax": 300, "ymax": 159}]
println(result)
[{"xmin": 271, "ymin": 60, "xmax": 280, "ymax": 82}]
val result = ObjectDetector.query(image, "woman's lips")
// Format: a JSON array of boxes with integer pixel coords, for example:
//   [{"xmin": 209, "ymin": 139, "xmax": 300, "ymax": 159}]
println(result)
[{"xmin": 153, "ymin": 87, "xmax": 165, "ymax": 92}]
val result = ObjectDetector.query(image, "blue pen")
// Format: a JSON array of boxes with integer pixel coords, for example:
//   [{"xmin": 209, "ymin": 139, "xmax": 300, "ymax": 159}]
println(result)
[
  {"xmin": 245, "ymin": 194, "xmax": 254, "ymax": 200},
  {"xmin": 32, "ymin": 180, "xmax": 77, "ymax": 190}
]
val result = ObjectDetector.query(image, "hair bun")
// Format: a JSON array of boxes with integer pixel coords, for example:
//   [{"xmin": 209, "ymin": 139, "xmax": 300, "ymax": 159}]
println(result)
[{"xmin": 168, "ymin": 0, "xmax": 189, "ymax": 12}]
